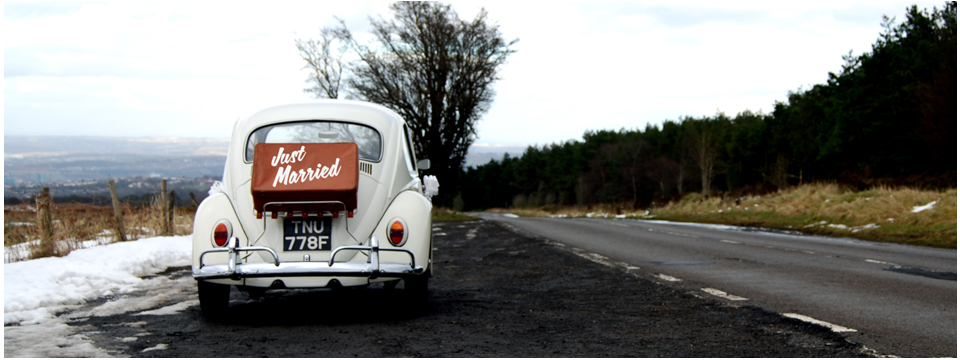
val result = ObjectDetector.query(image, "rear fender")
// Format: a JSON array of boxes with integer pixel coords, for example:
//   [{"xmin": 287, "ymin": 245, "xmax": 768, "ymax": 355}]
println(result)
[
  {"xmin": 193, "ymin": 192, "xmax": 247, "ymax": 285},
  {"xmin": 374, "ymin": 190, "xmax": 433, "ymax": 274}
]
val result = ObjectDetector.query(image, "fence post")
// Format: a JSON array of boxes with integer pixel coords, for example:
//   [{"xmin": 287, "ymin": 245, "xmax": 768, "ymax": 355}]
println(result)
[
  {"xmin": 188, "ymin": 192, "xmax": 200, "ymax": 206},
  {"xmin": 167, "ymin": 190, "xmax": 176, "ymax": 235},
  {"xmin": 160, "ymin": 179, "xmax": 170, "ymax": 236},
  {"xmin": 36, "ymin": 187, "xmax": 53, "ymax": 242},
  {"xmin": 108, "ymin": 180, "xmax": 127, "ymax": 242}
]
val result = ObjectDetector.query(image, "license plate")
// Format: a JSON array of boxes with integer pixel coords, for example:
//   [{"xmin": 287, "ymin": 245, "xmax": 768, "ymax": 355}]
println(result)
[{"xmin": 282, "ymin": 217, "xmax": 332, "ymax": 251}]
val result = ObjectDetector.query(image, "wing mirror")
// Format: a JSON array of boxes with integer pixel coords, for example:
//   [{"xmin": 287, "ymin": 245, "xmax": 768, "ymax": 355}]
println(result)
[{"xmin": 417, "ymin": 159, "xmax": 431, "ymax": 170}]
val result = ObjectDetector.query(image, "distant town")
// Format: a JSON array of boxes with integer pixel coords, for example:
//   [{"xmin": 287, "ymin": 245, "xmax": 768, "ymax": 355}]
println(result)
[
  {"xmin": 3, "ymin": 135, "xmax": 525, "ymax": 206},
  {"xmin": 4, "ymin": 135, "xmax": 229, "ymax": 206},
  {"xmin": 5, "ymin": 175, "xmax": 220, "ymax": 207}
]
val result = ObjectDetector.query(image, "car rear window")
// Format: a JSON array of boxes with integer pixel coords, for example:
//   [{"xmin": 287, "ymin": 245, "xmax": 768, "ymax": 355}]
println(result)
[{"xmin": 245, "ymin": 121, "xmax": 382, "ymax": 163}]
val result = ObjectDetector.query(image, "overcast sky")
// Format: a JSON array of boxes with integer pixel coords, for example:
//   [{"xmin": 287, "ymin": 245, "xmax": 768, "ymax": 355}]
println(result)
[{"xmin": 4, "ymin": 1, "xmax": 947, "ymax": 148}]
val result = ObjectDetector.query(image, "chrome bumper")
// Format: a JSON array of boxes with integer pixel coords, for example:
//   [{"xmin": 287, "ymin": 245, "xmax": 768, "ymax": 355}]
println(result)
[{"xmin": 193, "ymin": 236, "xmax": 424, "ymax": 281}]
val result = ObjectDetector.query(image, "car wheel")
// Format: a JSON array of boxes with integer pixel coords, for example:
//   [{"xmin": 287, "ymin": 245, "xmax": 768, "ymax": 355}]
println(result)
[
  {"xmin": 383, "ymin": 280, "xmax": 401, "ymax": 290},
  {"xmin": 198, "ymin": 280, "xmax": 230, "ymax": 319},
  {"xmin": 246, "ymin": 288, "xmax": 266, "ymax": 300},
  {"xmin": 404, "ymin": 276, "xmax": 429, "ymax": 312}
]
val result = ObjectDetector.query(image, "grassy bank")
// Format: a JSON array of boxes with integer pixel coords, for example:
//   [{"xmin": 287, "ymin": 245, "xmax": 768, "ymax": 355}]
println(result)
[
  {"xmin": 4, "ymin": 203, "xmax": 195, "ymax": 262},
  {"xmin": 489, "ymin": 183, "xmax": 956, "ymax": 249},
  {"xmin": 432, "ymin": 207, "xmax": 481, "ymax": 222}
]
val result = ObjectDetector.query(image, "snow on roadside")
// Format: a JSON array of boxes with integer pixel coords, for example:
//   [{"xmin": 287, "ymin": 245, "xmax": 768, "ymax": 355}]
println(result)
[
  {"xmin": 5, "ymin": 235, "xmax": 118, "ymax": 263},
  {"xmin": 4, "ymin": 235, "xmax": 192, "ymax": 326},
  {"xmin": 911, "ymin": 199, "xmax": 938, "ymax": 213}
]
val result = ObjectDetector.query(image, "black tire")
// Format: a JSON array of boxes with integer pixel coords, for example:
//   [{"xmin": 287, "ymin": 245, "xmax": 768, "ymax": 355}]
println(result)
[
  {"xmin": 245, "ymin": 288, "xmax": 266, "ymax": 300},
  {"xmin": 383, "ymin": 280, "xmax": 401, "ymax": 290},
  {"xmin": 197, "ymin": 280, "xmax": 230, "ymax": 319},
  {"xmin": 404, "ymin": 276, "xmax": 429, "ymax": 313}
]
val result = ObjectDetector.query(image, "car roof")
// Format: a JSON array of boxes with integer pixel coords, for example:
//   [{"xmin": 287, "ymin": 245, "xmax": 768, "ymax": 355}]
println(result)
[{"xmin": 234, "ymin": 100, "xmax": 406, "ymax": 136}]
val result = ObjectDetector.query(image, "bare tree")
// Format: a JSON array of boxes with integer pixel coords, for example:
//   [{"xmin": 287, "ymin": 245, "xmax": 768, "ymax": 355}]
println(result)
[
  {"xmin": 296, "ymin": 26, "xmax": 348, "ymax": 99},
  {"xmin": 298, "ymin": 2, "xmax": 518, "ymax": 191},
  {"xmin": 766, "ymin": 153, "xmax": 790, "ymax": 190},
  {"xmin": 647, "ymin": 156, "xmax": 678, "ymax": 198},
  {"xmin": 685, "ymin": 122, "xmax": 717, "ymax": 197},
  {"xmin": 618, "ymin": 138, "xmax": 647, "ymax": 205},
  {"xmin": 676, "ymin": 158, "xmax": 686, "ymax": 195}
]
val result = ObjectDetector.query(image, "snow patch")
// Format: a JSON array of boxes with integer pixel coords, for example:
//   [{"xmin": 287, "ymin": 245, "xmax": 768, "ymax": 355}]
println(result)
[
  {"xmin": 141, "ymin": 344, "xmax": 170, "ymax": 353},
  {"xmin": 503, "ymin": 213, "xmax": 519, "ymax": 218},
  {"xmin": 137, "ymin": 299, "xmax": 200, "ymax": 316},
  {"xmin": 3, "ymin": 320, "xmax": 112, "ymax": 357},
  {"xmin": 911, "ymin": 200, "xmax": 938, "ymax": 213},
  {"xmin": 4, "ymin": 236, "xmax": 192, "ymax": 325},
  {"xmin": 851, "ymin": 223, "xmax": 880, "ymax": 233},
  {"xmin": 3, "ymin": 236, "xmax": 194, "ymax": 357},
  {"xmin": 804, "ymin": 221, "xmax": 828, "ymax": 228}
]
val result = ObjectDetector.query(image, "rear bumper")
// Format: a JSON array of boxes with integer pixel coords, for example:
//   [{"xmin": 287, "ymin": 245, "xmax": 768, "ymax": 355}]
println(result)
[{"xmin": 193, "ymin": 236, "xmax": 424, "ymax": 281}]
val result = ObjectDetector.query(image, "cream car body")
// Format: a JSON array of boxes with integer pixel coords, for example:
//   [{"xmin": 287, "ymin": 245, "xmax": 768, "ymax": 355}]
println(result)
[{"xmin": 192, "ymin": 100, "xmax": 433, "ymax": 316}]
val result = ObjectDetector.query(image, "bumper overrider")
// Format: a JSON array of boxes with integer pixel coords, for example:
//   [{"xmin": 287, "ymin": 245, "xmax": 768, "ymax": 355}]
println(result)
[{"xmin": 193, "ymin": 235, "xmax": 424, "ymax": 281}]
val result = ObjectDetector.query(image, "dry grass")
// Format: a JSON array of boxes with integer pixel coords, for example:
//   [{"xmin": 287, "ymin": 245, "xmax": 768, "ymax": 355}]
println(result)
[
  {"xmin": 650, "ymin": 183, "xmax": 955, "ymax": 248},
  {"xmin": 431, "ymin": 207, "xmax": 482, "ymax": 222},
  {"xmin": 486, "ymin": 202, "xmax": 638, "ymax": 219},
  {"xmin": 4, "ymin": 201, "xmax": 196, "ymax": 263},
  {"xmin": 487, "ymin": 183, "xmax": 956, "ymax": 248}
]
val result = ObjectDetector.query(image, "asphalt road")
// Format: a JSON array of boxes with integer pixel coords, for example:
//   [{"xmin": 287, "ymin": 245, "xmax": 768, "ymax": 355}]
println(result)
[
  {"xmin": 66, "ymin": 220, "xmax": 868, "ymax": 357},
  {"xmin": 476, "ymin": 213, "xmax": 957, "ymax": 357}
]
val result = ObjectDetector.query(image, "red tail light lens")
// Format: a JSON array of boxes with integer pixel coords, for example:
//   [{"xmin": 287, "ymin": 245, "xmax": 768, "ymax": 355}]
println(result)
[
  {"xmin": 388, "ymin": 220, "xmax": 405, "ymax": 246},
  {"xmin": 213, "ymin": 222, "xmax": 230, "ymax": 247}
]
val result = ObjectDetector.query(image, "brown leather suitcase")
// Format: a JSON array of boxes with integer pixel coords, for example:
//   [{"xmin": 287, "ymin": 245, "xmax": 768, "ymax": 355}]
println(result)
[{"xmin": 251, "ymin": 143, "xmax": 358, "ymax": 218}]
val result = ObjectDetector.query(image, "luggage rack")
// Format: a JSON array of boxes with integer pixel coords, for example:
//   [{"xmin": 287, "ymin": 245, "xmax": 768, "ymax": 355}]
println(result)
[
  {"xmin": 256, "ymin": 200, "xmax": 356, "ymax": 219},
  {"xmin": 249, "ymin": 200, "xmax": 361, "ymax": 247}
]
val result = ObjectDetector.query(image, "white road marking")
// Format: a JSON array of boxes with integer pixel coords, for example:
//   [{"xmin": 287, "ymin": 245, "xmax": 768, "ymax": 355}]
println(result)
[
  {"xmin": 781, "ymin": 313, "xmax": 857, "ymax": 333},
  {"xmin": 865, "ymin": 259, "xmax": 898, "ymax": 266},
  {"xmin": 719, "ymin": 239, "xmax": 740, "ymax": 244},
  {"xmin": 573, "ymin": 252, "xmax": 613, "ymax": 266},
  {"xmin": 589, "ymin": 253, "xmax": 607, "ymax": 260},
  {"xmin": 465, "ymin": 228, "xmax": 478, "ymax": 240},
  {"xmin": 654, "ymin": 273, "xmax": 682, "ymax": 282},
  {"xmin": 141, "ymin": 344, "xmax": 170, "ymax": 353},
  {"xmin": 701, "ymin": 287, "xmax": 748, "ymax": 301}
]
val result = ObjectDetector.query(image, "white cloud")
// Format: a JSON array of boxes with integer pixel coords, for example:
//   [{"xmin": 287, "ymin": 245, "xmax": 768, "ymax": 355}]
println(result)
[{"xmin": 3, "ymin": 1, "xmax": 948, "ymax": 144}]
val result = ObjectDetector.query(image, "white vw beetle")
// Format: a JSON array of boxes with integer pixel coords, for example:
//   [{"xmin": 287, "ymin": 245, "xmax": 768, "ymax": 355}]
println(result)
[{"xmin": 193, "ymin": 100, "xmax": 435, "ymax": 317}]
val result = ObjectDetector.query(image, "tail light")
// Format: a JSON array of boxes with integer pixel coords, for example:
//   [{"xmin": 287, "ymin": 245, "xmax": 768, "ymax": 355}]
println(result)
[
  {"xmin": 212, "ymin": 220, "xmax": 232, "ymax": 247},
  {"xmin": 387, "ymin": 219, "xmax": 407, "ymax": 246}
]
